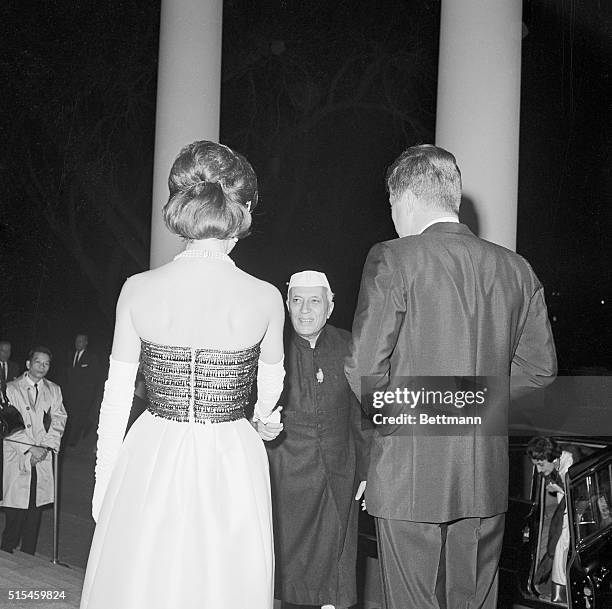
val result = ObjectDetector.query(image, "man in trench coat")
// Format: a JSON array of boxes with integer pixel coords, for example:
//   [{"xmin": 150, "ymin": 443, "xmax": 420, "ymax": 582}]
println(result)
[{"xmin": 0, "ymin": 346, "xmax": 67, "ymax": 554}]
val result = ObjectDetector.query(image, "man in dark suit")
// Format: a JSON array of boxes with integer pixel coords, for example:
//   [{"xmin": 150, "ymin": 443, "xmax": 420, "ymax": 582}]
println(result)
[
  {"xmin": 345, "ymin": 145, "xmax": 557, "ymax": 609},
  {"xmin": 0, "ymin": 341, "xmax": 20, "ymax": 388},
  {"xmin": 63, "ymin": 333, "xmax": 100, "ymax": 447}
]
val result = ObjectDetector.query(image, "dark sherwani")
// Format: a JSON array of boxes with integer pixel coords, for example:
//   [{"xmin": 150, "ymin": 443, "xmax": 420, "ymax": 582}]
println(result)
[{"xmin": 266, "ymin": 324, "xmax": 370, "ymax": 607}]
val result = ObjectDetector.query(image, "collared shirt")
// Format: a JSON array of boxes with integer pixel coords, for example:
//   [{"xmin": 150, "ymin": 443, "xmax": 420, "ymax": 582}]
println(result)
[
  {"xmin": 24, "ymin": 372, "xmax": 37, "ymax": 388},
  {"xmin": 73, "ymin": 350, "xmax": 83, "ymax": 367},
  {"xmin": 24, "ymin": 372, "xmax": 39, "ymax": 407},
  {"xmin": 419, "ymin": 215, "xmax": 459, "ymax": 234}
]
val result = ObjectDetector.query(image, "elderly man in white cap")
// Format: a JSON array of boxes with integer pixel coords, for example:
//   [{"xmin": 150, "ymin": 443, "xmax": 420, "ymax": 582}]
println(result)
[{"xmin": 263, "ymin": 270, "xmax": 370, "ymax": 609}]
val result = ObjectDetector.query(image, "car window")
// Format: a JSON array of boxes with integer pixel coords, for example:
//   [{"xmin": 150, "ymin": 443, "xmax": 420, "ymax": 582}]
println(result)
[{"xmin": 572, "ymin": 463, "xmax": 612, "ymax": 545}]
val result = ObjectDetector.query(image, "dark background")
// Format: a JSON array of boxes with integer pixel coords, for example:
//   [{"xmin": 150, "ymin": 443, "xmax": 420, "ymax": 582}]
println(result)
[{"xmin": 0, "ymin": 0, "xmax": 610, "ymax": 377}]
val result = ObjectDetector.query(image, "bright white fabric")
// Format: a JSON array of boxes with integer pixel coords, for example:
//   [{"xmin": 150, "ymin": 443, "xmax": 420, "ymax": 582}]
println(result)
[
  {"xmin": 288, "ymin": 270, "xmax": 331, "ymax": 291},
  {"xmin": 92, "ymin": 357, "xmax": 138, "ymax": 522},
  {"xmin": 551, "ymin": 450, "xmax": 573, "ymax": 586},
  {"xmin": 253, "ymin": 358, "xmax": 284, "ymax": 424},
  {"xmin": 80, "ymin": 411, "xmax": 274, "ymax": 609},
  {"xmin": 419, "ymin": 215, "xmax": 459, "ymax": 233}
]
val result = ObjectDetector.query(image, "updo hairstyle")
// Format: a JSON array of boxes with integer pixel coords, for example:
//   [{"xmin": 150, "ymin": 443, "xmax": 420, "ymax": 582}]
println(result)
[{"xmin": 163, "ymin": 141, "xmax": 258, "ymax": 240}]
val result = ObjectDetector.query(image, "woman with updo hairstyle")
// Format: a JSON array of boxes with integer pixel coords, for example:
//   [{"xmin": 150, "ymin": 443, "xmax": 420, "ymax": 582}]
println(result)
[
  {"xmin": 164, "ymin": 140, "xmax": 258, "ymax": 241},
  {"xmin": 80, "ymin": 141, "xmax": 285, "ymax": 609}
]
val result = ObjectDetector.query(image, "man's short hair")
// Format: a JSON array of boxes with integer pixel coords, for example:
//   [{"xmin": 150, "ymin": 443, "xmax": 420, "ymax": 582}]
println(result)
[
  {"xmin": 27, "ymin": 346, "xmax": 53, "ymax": 361},
  {"xmin": 526, "ymin": 436, "xmax": 562, "ymax": 463},
  {"xmin": 386, "ymin": 144, "xmax": 461, "ymax": 214}
]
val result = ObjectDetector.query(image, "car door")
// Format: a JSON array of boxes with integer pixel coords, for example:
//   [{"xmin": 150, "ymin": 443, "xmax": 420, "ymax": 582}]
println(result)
[{"xmin": 566, "ymin": 448, "xmax": 612, "ymax": 609}]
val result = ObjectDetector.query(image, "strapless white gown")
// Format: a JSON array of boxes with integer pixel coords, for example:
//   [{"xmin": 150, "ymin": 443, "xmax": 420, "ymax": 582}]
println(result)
[{"xmin": 80, "ymin": 340, "xmax": 274, "ymax": 609}]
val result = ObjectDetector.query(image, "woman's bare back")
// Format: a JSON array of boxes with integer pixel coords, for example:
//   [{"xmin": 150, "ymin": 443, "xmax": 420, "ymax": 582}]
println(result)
[
  {"xmin": 111, "ymin": 257, "xmax": 284, "ymax": 365},
  {"xmin": 130, "ymin": 258, "xmax": 276, "ymax": 349}
]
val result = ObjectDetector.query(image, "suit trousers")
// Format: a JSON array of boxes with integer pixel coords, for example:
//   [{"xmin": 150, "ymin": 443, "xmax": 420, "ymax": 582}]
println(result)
[
  {"xmin": 1, "ymin": 466, "xmax": 43, "ymax": 554},
  {"xmin": 375, "ymin": 513, "xmax": 505, "ymax": 609}
]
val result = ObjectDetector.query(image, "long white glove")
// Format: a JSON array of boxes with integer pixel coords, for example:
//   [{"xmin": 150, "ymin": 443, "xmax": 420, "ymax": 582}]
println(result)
[
  {"xmin": 253, "ymin": 358, "xmax": 285, "ymax": 425},
  {"xmin": 92, "ymin": 357, "xmax": 138, "ymax": 522}
]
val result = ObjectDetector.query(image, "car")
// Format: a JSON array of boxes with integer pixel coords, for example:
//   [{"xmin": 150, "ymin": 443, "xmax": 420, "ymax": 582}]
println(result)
[
  {"xmin": 357, "ymin": 437, "xmax": 612, "ymax": 609},
  {"xmin": 502, "ymin": 437, "xmax": 612, "ymax": 608}
]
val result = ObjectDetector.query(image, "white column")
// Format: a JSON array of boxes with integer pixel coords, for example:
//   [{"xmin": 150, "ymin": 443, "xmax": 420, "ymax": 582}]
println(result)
[
  {"xmin": 150, "ymin": 0, "xmax": 223, "ymax": 268},
  {"xmin": 435, "ymin": 0, "xmax": 523, "ymax": 251}
]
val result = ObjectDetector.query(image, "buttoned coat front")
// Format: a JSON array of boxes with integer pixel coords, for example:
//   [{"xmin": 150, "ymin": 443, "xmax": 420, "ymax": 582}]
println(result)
[{"xmin": 1, "ymin": 375, "xmax": 67, "ymax": 508}]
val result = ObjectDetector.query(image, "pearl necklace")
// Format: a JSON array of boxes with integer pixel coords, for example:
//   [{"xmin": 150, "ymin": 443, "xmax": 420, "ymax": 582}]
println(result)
[{"xmin": 174, "ymin": 249, "xmax": 235, "ymax": 265}]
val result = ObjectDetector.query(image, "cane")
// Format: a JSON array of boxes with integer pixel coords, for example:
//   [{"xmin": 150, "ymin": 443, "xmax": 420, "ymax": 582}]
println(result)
[
  {"xmin": 52, "ymin": 450, "xmax": 59, "ymax": 563},
  {"xmin": 50, "ymin": 449, "xmax": 70, "ymax": 567},
  {"xmin": 4, "ymin": 438, "xmax": 70, "ymax": 567}
]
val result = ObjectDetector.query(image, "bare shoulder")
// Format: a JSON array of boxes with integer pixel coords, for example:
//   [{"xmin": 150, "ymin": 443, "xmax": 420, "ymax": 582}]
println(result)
[
  {"xmin": 259, "ymin": 279, "xmax": 284, "ymax": 306},
  {"xmin": 237, "ymin": 270, "xmax": 284, "ymax": 305},
  {"xmin": 118, "ymin": 267, "xmax": 161, "ymax": 300},
  {"xmin": 124, "ymin": 266, "xmax": 163, "ymax": 286}
]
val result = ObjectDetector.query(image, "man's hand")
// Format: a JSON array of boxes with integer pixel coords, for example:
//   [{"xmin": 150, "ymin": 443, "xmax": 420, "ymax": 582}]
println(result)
[
  {"xmin": 28, "ymin": 446, "xmax": 49, "ymax": 466},
  {"xmin": 256, "ymin": 419, "xmax": 283, "ymax": 441},
  {"xmin": 355, "ymin": 480, "xmax": 367, "ymax": 511},
  {"xmin": 254, "ymin": 407, "xmax": 284, "ymax": 441}
]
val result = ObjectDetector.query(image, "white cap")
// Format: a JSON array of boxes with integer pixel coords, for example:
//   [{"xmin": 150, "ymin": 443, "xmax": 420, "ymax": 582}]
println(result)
[{"xmin": 288, "ymin": 270, "xmax": 331, "ymax": 292}]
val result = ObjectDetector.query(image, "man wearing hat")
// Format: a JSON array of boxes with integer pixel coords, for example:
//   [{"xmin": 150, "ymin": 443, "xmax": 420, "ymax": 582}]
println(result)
[{"xmin": 263, "ymin": 270, "xmax": 370, "ymax": 609}]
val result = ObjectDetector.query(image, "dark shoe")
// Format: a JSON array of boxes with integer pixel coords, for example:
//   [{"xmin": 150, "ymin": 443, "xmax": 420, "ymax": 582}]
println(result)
[{"xmin": 1, "ymin": 547, "xmax": 14, "ymax": 554}]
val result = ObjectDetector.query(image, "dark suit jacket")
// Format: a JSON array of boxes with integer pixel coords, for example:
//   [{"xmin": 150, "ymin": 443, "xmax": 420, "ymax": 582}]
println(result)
[
  {"xmin": 63, "ymin": 348, "xmax": 100, "ymax": 410},
  {"xmin": 345, "ymin": 222, "xmax": 557, "ymax": 522},
  {"xmin": 1, "ymin": 361, "xmax": 20, "ymax": 384}
]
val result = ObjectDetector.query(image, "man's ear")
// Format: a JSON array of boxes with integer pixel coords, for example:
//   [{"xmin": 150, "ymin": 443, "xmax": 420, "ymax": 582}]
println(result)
[
  {"xmin": 327, "ymin": 300, "xmax": 335, "ymax": 319},
  {"xmin": 25, "ymin": 360, "xmax": 31, "ymax": 371}
]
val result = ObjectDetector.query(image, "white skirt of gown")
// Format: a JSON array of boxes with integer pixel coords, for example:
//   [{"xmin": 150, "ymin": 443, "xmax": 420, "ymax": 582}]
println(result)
[{"xmin": 80, "ymin": 411, "xmax": 274, "ymax": 609}]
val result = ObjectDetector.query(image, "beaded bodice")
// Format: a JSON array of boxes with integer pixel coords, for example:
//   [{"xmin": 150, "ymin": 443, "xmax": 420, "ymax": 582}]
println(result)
[{"xmin": 140, "ymin": 339, "xmax": 260, "ymax": 424}]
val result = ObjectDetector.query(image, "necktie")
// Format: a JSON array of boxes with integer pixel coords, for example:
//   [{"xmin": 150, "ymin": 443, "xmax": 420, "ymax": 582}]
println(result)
[
  {"xmin": 1, "ymin": 362, "xmax": 6, "ymax": 383},
  {"xmin": 28, "ymin": 382, "xmax": 38, "ymax": 408}
]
